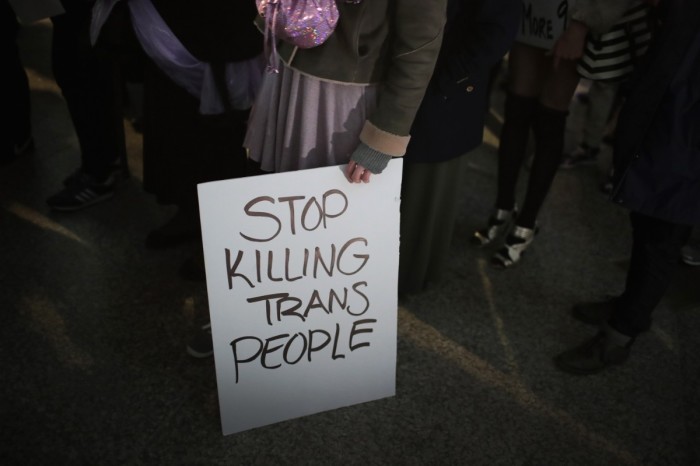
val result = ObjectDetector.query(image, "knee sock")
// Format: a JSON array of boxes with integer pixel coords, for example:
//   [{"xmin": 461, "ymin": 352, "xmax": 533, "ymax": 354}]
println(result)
[
  {"xmin": 496, "ymin": 93, "xmax": 538, "ymax": 211},
  {"xmin": 517, "ymin": 105, "xmax": 568, "ymax": 229}
]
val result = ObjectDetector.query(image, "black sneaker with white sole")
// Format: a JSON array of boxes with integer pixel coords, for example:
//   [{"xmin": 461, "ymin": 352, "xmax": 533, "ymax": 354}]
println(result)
[
  {"xmin": 186, "ymin": 322, "xmax": 213, "ymax": 358},
  {"xmin": 682, "ymin": 243, "xmax": 700, "ymax": 266},
  {"xmin": 472, "ymin": 207, "xmax": 517, "ymax": 247},
  {"xmin": 491, "ymin": 225, "xmax": 538, "ymax": 268},
  {"xmin": 47, "ymin": 172, "xmax": 117, "ymax": 212},
  {"xmin": 560, "ymin": 144, "xmax": 600, "ymax": 169}
]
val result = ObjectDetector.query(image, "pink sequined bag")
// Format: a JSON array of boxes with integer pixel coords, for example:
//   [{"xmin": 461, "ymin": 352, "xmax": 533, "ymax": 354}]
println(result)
[{"xmin": 257, "ymin": 0, "xmax": 342, "ymax": 72}]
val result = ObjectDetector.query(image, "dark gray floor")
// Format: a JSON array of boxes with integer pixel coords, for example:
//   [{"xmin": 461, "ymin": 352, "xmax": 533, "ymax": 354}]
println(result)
[{"xmin": 2, "ymin": 19, "xmax": 699, "ymax": 466}]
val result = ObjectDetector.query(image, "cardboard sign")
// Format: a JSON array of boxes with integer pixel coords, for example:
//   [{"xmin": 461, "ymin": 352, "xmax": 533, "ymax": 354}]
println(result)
[
  {"xmin": 9, "ymin": 0, "xmax": 64, "ymax": 24},
  {"xmin": 198, "ymin": 160, "xmax": 402, "ymax": 435},
  {"xmin": 516, "ymin": 0, "xmax": 575, "ymax": 50}
]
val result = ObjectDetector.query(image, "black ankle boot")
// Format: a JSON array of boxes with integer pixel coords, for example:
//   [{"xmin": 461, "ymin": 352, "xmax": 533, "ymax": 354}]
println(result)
[{"xmin": 554, "ymin": 323, "xmax": 634, "ymax": 375}]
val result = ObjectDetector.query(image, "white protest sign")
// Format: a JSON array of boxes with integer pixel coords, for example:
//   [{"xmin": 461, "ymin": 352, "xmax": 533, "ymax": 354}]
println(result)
[
  {"xmin": 198, "ymin": 160, "xmax": 402, "ymax": 435},
  {"xmin": 9, "ymin": 0, "xmax": 64, "ymax": 24},
  {"xmin": 516, "ymin": 0, "xmax": 575, "ymax": 50}
]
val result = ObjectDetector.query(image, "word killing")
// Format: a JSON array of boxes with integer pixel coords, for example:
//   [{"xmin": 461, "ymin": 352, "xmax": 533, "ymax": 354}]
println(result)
[{"xmin": 226, "ymin": 237, "xmax": 369, "ymax": 289}]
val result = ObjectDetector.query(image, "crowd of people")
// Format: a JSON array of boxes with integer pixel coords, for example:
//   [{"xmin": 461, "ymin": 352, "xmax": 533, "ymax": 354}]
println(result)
[{"xmin": 4, "ymin": 0, "xmax": 699, "ymax": 375}]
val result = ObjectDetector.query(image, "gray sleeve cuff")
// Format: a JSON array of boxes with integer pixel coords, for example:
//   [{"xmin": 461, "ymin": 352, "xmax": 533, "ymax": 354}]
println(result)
[{"xmin": 350, "ymin": 142, "xmax": 393, "ymax": 174}]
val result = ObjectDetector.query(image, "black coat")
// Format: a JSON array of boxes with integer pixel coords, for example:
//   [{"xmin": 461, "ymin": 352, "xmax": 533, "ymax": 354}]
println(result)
[
  {"xmin": 140, "ymin": 0, "xmax": 262, "ymax": 205},
  {"xmin": 151, "ymin": 0, "xmax": 262, "ymax": 63},
  {"xmin": 612, "ymin": 0, "xmax": 700, "ymax": 225},
  {"xmin": 404, "ymin": 0, "xmax": 521, "ymax": 163}
]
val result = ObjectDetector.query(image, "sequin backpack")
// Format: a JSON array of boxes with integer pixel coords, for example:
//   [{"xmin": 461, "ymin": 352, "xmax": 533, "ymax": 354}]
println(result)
[{"xmin": 257, "ymin": 0, "xmax": 343, "ymax": 72}]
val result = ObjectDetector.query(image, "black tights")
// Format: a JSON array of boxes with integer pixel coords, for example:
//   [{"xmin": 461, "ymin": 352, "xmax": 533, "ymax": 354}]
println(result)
[
  {"xmin": 494, "ymin": 43, "xmax": 579, "ymax": 229},
  {"xmin": 496, "ymin": 94, "xmax": 568, "ymax": 229},
  {"xmin": 495, "ymin": 93, "xmax": 536, "ymax": 213}
]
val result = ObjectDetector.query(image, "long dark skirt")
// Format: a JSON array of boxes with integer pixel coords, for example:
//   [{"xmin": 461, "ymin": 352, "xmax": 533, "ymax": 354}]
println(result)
[
  {"xmin": 398, "ymin": 153, "xmax": 470, "ymax": 294},
  {"xmin": 142, "ymin": 61, "xmax": 248, "ymax": 210}
]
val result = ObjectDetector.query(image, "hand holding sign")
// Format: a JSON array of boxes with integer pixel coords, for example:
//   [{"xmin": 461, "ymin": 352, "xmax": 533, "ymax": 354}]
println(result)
[{"xmin": 345, "ymin": 160, "xmax": 372, "ymax": 184}]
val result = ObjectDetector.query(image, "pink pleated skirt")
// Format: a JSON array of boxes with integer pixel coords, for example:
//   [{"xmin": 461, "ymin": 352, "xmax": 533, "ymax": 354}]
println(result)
[{"xmin": 243, "ymin": 61, "xmax": 378, "ymax": 173}]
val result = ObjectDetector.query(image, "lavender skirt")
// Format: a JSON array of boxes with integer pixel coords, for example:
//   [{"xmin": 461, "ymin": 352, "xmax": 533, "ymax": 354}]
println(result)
[{"xmin": 244, "ymin": 62, "xmax": 378, "ymax": 173}]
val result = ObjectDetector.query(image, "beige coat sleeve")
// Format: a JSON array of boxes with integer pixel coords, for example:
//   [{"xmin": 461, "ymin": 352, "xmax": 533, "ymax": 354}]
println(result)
[
  {"xmin": 361, "ymin": 0, "xmax": 448, "ymax": 157},
  {"xmin": 570, "ymin": 0, "xmax": 644, "ymax": 34}
]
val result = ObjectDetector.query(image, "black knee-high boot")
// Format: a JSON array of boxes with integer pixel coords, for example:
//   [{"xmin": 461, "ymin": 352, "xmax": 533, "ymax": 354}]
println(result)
[
  {"xmin": 518, "ymin": 104, "xmax": 568, "ymax": 229},
  {"xmin": 495, "ymin": 92, "xmax": 539, "ymax": 211}
]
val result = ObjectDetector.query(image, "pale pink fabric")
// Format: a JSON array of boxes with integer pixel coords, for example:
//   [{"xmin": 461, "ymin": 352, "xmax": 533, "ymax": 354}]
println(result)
[{"xmin": 244, "ymin": 61, "xmax": 378, "ymax": 173}]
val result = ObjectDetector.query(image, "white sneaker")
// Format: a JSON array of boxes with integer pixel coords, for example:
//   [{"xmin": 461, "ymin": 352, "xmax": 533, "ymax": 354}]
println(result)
[
  {"xmin": 472, "ymin": 207, "xmax": 517, "ymax": 246},
  {"xmin": 186, "ymin": 322, "xmax": 213, "ymax": 358},
  {"xmin": 681, "ymin": 244, "xmax": 700, "ymax": 266},
  {"xmin": 492, "ymin": 225, "xmax": 538, "ymax": 268},
  {"xmin": 560, "ymin": 144, "xmax": 600, "ymax": 169}
]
